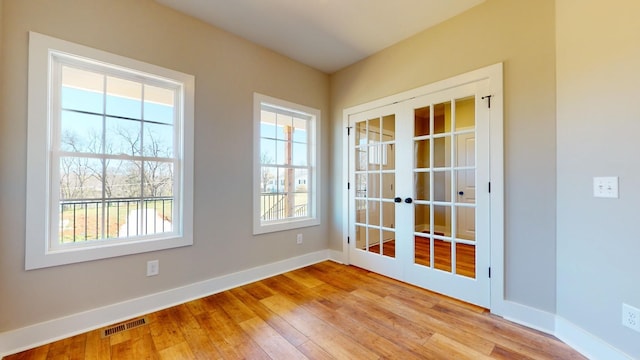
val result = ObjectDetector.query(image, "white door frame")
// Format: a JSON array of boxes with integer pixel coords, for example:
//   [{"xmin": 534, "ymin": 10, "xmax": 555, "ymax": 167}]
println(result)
[{"xmin": 341, "ymin": 63, "xmax": 505, "ymax": 314}]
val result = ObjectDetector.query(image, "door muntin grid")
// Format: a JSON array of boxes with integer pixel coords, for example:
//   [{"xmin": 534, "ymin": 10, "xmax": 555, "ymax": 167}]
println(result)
[
  {"xmin": 354, "ymin": 114, "xmax": 396, "ymax": 258},
  {"xmin": 413, "ymin": 97, "xmax": 476, "ymax": 278}
]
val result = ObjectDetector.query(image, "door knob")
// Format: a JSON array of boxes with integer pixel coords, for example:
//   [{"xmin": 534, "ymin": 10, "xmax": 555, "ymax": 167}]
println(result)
[
  {"xmin": 394, "ymin": 197, "xmax": 402, "ymax": 203},
  {"xmin": 404, "ymin": 197, "xmax": 413, "ymax": 204},
  {"xmin": 458, "ymin": 191, "xmax": 464, "ymax": 196}
]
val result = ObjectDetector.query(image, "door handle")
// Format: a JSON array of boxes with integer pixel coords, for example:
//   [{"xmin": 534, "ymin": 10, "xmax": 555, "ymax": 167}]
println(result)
[
  {"xmin": 394, "ymin": 197, "xmax": 402, "ymax": 203},
  {"xmin": 404, "ymin": 197, "xmax": 413, "ymax": 204},
  {"xmin": 458, "ymin": 191, "xmax": 464, "ymax": 196}
]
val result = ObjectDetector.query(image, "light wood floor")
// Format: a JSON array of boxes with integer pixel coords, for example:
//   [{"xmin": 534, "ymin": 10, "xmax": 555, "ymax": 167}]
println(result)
[{"xmin": 5, "ymin": 261, "xmax": 585, "ymax": 359}]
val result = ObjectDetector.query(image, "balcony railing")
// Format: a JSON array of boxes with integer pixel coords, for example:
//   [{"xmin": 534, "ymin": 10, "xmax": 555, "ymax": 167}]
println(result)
[
  {"xmin": 59, "ymin": 197, "xmax": 173, "ymax": 243},
  {"xmin": 260, "ymin": 193, "xmax": 307, "ymax": 221}
]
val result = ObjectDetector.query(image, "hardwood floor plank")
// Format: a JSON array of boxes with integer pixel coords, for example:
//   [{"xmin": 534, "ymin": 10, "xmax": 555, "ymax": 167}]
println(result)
[
  {"xmin": 296, "ymin": 340, "xmax": 335, "ymax": 360},
  {"xmin": 260, "ymin": 294, "xmax": 379, "ymax": 360},
  {"xmin": 168, "ymin": 305, "xmax": 223, "ymax": 360},
  {"xmin": 83, "ymin": 330, "xmax": 110, "ymax": 360},
  {"xmin": 147, "ymin": 311, "xmax": 185, "ymax": 352},
  {"xmin": 282, "ymin": 268, "xmax": 325, "ymax": 288},
  {"xmin": 196, "ymin": 308, "xmax": 270, "ymax": 360},
  {"xmin": 5, "ymin": 261, "xmax": 587, "ymax": 360},
  {"xmin": 211, "ymin": 291, "xmax": 257, "ymax": 324},
  {"xmin": 351, "ymin": 287, "xmax": 496, "ymax": 355},
  {"xmin": 229, "ymin": 287, "xmax": 309, "ymax": 347},
  {"xmin": 302, "ymin": 299, "xmax": 426, "ymax": 360},
  {"xmin": 239, "ymin": 316, "xmax": 309, "ymax": 359},
  {"xmin": 424, "ymin": 333, "xmax": 494, "ymax": 360},
  {"xmin": 157, "ymin": 341, "xmax": 195, "ymax": 360},
  {"xmin": 3, "ymin": 345, "xmax": 50, "ymax": 360}
]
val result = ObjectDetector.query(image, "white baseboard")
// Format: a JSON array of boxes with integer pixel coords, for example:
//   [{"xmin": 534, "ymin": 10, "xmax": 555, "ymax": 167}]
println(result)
[
  {"xmin": 555, "ymin": 317, "xmax": 634, "ymax": 360},
  {"xmin": 328, "ymin": 249, "xmax": 345, "ymax": 264},
  {"xmin": 498, "ymin": 301, "xmax": 633, "ymax": 360},
  {"xmin": 0, "ymin": 250, "xmax": 330, "ymax": 357},
  {"xmin": 498, "ymin": 299, "xmax": 556, "ymax": 335}
]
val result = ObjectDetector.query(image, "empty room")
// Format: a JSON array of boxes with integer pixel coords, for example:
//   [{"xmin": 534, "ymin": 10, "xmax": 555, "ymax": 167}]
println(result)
[{"xmin": 0, "ymin": 0, "xmax": 638, "ymax": 359}]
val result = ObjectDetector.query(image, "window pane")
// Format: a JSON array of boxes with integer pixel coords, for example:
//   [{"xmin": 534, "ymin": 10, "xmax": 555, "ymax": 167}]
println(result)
[
  {"xmin": 59, "ymin": 157, "xmax": 103, "ymax": 200},
  {"xmin": 260, "ymin": 166, "xmax": 277, "ymax": 193},
  {"xmin": 434, "ymin": 102, "xmax": 451, "ymax": 134},
  {"xmin": 295, "ymin": 168, "xmax": 308, "ymax": 192},
  {"xmin": 260, "ymin": 138, "xmax": 276, "ymax": 165},
  {"xmin": 60, "ymin": 110, "xmax": 103, "ymax": 153},
  {"xmin": 105, "ymin": 117, "xmax": 141, "ymax": 156},
  {"xmin": 415, "ymin": 172, "xmax": 430, "ymax": 201},
  {"xmin": 355, "ymin": 173, "xmax": 367, "ymax": 198},
  {"xmin": 260, "ymin": 111, "xmax": 277, "ymax": 139},
  {"xmin": 292, "ymin": 142, "xmax": 307, "ymax": 166},
  {"xmin": 60, "ymin": 201, "xmax": 104, "ymax": 243},
  {"xmin": 144, "ymin": 84, "xmax": 174, "ymax": 124},
  {"xmin": 368, "ymin": 117, "xmax": 380, "ymax": 142},
  {"xmin": 144, "ymin": 122, "xmax": 174, "ymax": 158},
  {"xmin": 61, "ymin": 66, "xmax": 104, "ymax": 114},
  {"xmin": 276, "ymin": 113, "xmax": 293, "ymax": 140},
  {"xmin": 382, "ymin": 114, "xmax": 395, "ymax": 141},
  {"xmin": 368, "ymin": 200, "xmax": 380, "ymax": 226},
  {"xmin": 292, "ymin": 117, "xmax": 307, "ymax": 143},
  {"xmin": 414, "ymin": 139, "xmax": 430, "ymax": 169},
  {"xmin": 455, "ymin": 97, "xmax": 475, "ymax": 130},
  {"xmin": 105, "ymin": 160, "xmax": 141, "ymax": 198},
  {"xmin": 434, "ymin": 136, "xmax": 451, "ymax": 168},
  {"xmin": 293, "ymin": 192, "xmax": 308, "ymax": 218},
  {"xmin": 356, "ymin": 121, "xmax": 367, "ymax": 145},
  {"xmin": 143, "ymin": 161, "xmax": 174, "ymax": 197},
  {"xmin": 275, "ymin": 139, "xmax": 286, "ymax": 165},
  {"xmin": 107, "ymin": 199, "xmax": 141, "ymax": 239},
  {"xmin": 106, "ymin": 77, "xmax": 142, "ymax": 119},
  {"xmin": 414, "ymin": 106, "xmax": 430, "ymax": 137},
  {"xmin": 434, "ymin": 171, "xmax": 450, "ymax": 202}
]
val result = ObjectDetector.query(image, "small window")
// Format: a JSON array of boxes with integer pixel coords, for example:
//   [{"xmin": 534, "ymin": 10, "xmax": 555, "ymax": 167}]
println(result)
[
  {"xmin": 26, "ymin": 32, "xmax": 195, "ymax": 269},
  {"xmin": 253, "ymin": 93, "xmax": 320, "ymax": 234}
]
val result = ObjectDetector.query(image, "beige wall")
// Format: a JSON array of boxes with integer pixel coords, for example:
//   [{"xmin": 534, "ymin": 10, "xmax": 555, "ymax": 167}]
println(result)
[
  {"xmin": 556, "ymin": 1, "xmax": 640, "ymax": 357},
  {"xmin": 0, "ymin": 0, "xmax": 329, "ymax": 331},
  {"xmin": 330, "ymin": 0, "xmax": 558, "ymax": 311}
]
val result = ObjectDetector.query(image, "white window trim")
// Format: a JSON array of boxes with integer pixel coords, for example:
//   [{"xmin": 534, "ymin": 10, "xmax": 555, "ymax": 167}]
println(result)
[
  {"xmin": 253, "ymin": 93, "xmax": 320, "ymax": 234},
  {"xmin": 25, "ymin": 32, "xmax": 195, "ymax": 270}
]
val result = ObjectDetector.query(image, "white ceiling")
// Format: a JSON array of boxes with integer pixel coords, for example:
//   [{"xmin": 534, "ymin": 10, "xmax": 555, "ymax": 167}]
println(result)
[{"xmin": 156, "ymin": 0, "xmax": 485, "ymax": 73}]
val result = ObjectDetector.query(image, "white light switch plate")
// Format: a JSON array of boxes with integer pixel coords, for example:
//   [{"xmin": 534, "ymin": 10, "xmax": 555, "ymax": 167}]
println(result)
[{"xmin": 593, "ymin": 177, "xmax": 619, "ymax": 198}]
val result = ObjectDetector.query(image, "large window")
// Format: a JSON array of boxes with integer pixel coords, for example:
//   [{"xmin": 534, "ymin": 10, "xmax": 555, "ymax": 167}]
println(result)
[
  {"xmin": 26, "ymin": 32, "xmax": 194, "ymax": 269},
  {"xmin": 253, "ymin": 93, "xmax": 320, "ymax": 234}
]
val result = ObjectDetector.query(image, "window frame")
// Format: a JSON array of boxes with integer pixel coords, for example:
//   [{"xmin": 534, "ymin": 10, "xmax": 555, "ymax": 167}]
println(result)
[
  {"xmin": 25, "ymin": 32, "xmax": 195, "ymax": 270},
  {"xmin": 253, "ymin": 93, "xmax": 320, "ymax": 234}
]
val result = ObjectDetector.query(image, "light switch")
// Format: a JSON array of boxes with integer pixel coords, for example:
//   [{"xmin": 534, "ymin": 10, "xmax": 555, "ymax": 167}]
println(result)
[{"xmin": 593, "ymin": 177, "xmax": 619, "ymax": 198}]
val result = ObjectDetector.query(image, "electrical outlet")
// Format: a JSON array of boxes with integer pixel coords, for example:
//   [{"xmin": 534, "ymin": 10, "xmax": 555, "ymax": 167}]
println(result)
[
  {"xmin": 622, "ymin": 303, "xmax": 640, "ymax": 332},
  {"xmin": 147, "ymin": 260, "xmax": 159, "ymax": 277},
  {"xmin": 296, "ymin": 233, "xmax": 303, "ymax": 245}
]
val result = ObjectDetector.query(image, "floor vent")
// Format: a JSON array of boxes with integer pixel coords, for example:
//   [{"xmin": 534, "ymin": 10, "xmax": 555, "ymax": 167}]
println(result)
[{"xmin": 101, "ymin": 316, "xmax": 149, "ymax": 338}]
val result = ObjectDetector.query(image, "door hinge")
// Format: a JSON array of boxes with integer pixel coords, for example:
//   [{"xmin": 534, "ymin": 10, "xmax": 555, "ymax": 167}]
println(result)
[
  {"xmin": 488, "ymin": 182, "xmax": 491, "ymax": 193},
  {"xmin": 489, "ymin": 267, "xmax": 491, "ymax": 278},
  {"xmin": 482, "ymin": 95, "xmax": 493, "ymax": 109},
  {"xmin": 347, "ymin": 182, "xmax": 350, "ymax": 190},
  {"xmin": 347, "ymin": 126, "xmax": 352, "ymax": 136},
  {"xmin": 347, "ymin": 236, "xmax": 350, "ymax": 244}
]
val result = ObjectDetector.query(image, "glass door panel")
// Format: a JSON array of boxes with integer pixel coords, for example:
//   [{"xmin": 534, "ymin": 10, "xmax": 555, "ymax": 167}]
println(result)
[
  {"xmin": 353, "ymin": 114, "xmax": 396, "ymax": 259},
  {"xmin": 413, "ymin": 97, "xmax": 477, "ymax": 279}
]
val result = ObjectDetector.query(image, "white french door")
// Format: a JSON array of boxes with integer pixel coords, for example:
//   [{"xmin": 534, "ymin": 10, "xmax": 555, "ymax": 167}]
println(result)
[{"xmin": 347, "ymin": 75, "xmax": 494, "ymax": 308}]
